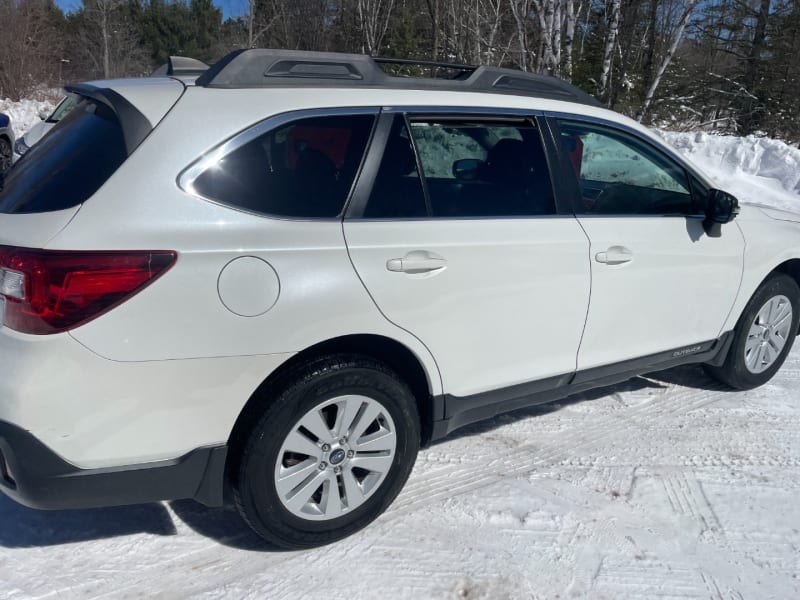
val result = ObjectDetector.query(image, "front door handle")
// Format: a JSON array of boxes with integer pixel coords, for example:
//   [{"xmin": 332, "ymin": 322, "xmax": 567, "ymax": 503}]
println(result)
[
  {"xmin": 595, "ymin": 246, "xmax": 634, "ymax": 265},
  {"xmin": 386, "ymin": 251, "xmax": 447, "ymax": 274}
]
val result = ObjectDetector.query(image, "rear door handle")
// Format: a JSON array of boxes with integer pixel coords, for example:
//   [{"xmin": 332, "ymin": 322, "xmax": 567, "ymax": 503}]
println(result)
[
  {"xmin": 595, "ymin": 246, "xmax": 634, "ymax": 265},
  {"xmin": 386, "ymin": 251, "xmax": 447, "ymax": 274}
]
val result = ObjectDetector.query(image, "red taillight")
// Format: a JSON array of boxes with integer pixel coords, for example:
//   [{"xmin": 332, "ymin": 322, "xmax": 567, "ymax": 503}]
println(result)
[{"xmin": 0, "ymin": 246, "xmax": 176, "ymax": 335}]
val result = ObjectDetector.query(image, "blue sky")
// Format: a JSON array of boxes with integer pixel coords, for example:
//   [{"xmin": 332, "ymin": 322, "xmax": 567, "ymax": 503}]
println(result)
[{"xmin": 55, "ymin": 0, "xmax": 247, "ymax": 20}]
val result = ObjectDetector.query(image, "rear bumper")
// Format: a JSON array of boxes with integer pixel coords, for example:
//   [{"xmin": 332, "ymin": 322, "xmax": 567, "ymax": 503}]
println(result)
[{"xmin": 0, "ymin": 419, "xmax": 227, "ymax": 510}]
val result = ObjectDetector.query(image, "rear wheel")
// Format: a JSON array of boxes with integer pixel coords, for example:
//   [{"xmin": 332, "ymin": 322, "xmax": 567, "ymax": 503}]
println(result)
[
  {"xmin": 706, "ymin": 274, "xmax": 800, "ymax": 389},
  {"xmin": 232, "ymin": 355, "xmax": 420, "ymax": 549}
]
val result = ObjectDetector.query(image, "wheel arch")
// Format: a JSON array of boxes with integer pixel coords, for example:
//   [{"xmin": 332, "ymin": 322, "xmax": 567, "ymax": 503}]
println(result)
[{"xmin": 227, "ymin": 334, "xmax": 440, "ymax": 462}]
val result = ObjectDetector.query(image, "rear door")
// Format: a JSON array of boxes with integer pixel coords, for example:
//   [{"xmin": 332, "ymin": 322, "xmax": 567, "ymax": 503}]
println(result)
[
  {"xmin": 549, "ymin": 117, "xmax": 744, "ymax": 373},
  {"xmin": 344, "ymin": 110, "xmax": 591, "ymax": 399}
]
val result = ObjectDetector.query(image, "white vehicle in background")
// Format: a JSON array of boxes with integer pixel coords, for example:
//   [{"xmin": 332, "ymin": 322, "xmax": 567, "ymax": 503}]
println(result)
[
  {"xmin": 13, "ymin": 93, "xmax": 78, "ymax": 157},
  {"xmin": 0, "ymin": 49, "xmax": 799, "ymax": 550}
]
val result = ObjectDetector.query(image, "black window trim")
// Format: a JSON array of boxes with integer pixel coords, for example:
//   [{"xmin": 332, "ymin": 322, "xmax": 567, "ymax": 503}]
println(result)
[
  {"xmin": 544, "ymin": 112, "xmax": 711, "ymax": 219},
  {"xmin": 346, "ymin": 105, "xmax": 574, "ymax": 221},
  {"xmin": 178, "ymin": 106, "xmax": 380, "ymax": 221}
]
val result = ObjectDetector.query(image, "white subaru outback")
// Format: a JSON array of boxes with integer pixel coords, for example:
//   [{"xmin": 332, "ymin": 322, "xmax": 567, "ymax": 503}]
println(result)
[{"xmin": 0, "ymin": 49, "xmax": 798, "ymax": 549}]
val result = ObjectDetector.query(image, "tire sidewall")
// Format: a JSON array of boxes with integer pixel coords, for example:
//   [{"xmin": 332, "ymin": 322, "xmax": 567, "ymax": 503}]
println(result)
[{"xmin": 237, "ymin": 359, "xmax": 419, "ymax": 547}]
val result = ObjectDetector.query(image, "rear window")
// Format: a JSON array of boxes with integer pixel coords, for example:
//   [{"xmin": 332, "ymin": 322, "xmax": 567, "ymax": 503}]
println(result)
[
  {"xmin": 0, "ymin": 98, "xmax": 127, "ymax": 214},
  {"xmin": 189, "ymin": 114, "xmax": 375, "ymax": 219}
]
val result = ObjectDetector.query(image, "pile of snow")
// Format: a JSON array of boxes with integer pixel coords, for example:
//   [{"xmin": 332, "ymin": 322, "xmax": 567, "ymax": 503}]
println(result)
[
  {"xmin": 0, "ymin": 98, "xmax": 54, "ymax": 138},
  {"xmin": 658, "ymin": 131, "xmax": 800, "ymax": 212}
]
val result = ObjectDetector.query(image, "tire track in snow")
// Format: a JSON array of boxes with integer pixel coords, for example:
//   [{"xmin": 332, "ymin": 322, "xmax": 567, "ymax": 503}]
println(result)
[{"xmin": 384, "ymin": 378, "xmax": 723, "ymax": 520}]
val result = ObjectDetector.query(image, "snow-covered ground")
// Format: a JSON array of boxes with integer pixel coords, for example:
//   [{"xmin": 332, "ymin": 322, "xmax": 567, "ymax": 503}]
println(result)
[
  {"xmin": 0, "ymin": 98, "xmax": 54, "ymax": 138},
  {"xmin": 0, "ymin": 108, "xmax": 799, "ymax": 599}
]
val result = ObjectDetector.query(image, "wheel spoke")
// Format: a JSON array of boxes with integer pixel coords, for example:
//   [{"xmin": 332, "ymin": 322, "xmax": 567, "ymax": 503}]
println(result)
[
  {"xmin": 284, "ymin": 469, "xmax": 327, "ymax": 513},
  {"xmin": 341, "ymin": 467, "xmax": 364, "ymax": 509},
  {"xmin": 771, "ymin": 301, "xmax": 791, "ymax": 326},
  {"xmin": 299, "ymin": 408, "xmax": 332, "ymax": 443},
  {"xmin": 746, "ymin": 344, "xmax": 760, "ymax": 369},
  {"xmin": 766, "ymin": 298, "xmax": 778, "ymax": 323},
  {"xmin": 320, "ymin": 473, "xmax": 343, "ymax": 518},
  {"xmin": 354, "ymin": 428, "xmax": 396, "ymax": 452},
  {"xmin": 755, "ymin": 304, "xmax": 771, "ymax": 326},
  {"xmin": 773, "ymin": 309, "xmax": 793, "ymax": 333},
  {"xmin": 283, "ymin": 430, "xmax": 322, "ymax": 458},
  {"xmin": 349, "ymin": 402, "xmax": 382, "ymax": 442},
  {"xmin": 350, "ymin": 453, "xmax": 393, "ymax": 475},
  {"xmin": 762, "ymin": 344, "xmax": 773, "ymax": 366},
  {"xmin": 275, "ymin": 457, "xmax": 319, "ymax": 497},
  {"xmin": 745, "ymin": 332, "xmax": 762, "ymax": 354},
  {"xmin": 754, "ymin": 344, "xmax": 766, "ymax": 370},
  {"xmin": 332, "ymin": 396, "xmax": 363, "ymax": 439}
]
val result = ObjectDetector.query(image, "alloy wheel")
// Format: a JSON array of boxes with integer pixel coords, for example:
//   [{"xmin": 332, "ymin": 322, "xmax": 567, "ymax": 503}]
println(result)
[
  {"xmin": 744, "ymin": 294, "xmax": 793, "ymax": 374},
  {"xmin": 274, "ymin": 394, "xmax": 397, "ymax": 521}
]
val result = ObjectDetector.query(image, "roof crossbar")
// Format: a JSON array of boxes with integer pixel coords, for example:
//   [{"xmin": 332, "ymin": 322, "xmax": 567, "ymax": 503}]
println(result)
[{"xmin": 195, "ymin": 49, "xmax": 602, "ymax": 107}]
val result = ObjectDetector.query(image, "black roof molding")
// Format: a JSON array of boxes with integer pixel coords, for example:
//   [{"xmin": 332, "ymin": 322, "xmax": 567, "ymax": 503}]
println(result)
[{"xmin": 195, "ymin": 49, "xmax": 602, "ymax": 107}]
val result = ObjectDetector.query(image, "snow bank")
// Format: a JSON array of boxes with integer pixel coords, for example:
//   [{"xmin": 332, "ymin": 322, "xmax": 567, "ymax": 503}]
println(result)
[
  {"xmin": 658, "ymin": 131, "xmax": 800, "ymax": 211},
  {"xmin": 0, "ymin": 98, "xmax": 55, "ymax": 138}
]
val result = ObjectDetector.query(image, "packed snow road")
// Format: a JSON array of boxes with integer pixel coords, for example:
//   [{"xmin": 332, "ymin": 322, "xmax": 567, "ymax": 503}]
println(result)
[{"xmin": 1, "ymin": 350, "xmax": 799, "ymax": 599}]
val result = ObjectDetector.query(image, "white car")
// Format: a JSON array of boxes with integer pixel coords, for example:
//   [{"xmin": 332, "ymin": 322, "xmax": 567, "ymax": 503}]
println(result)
[
  {"xmin": 13, "ymin": 94, "xmax": 78, "ymax": 158},
  {"xmin": 0, "ymin": 49, "xmax": 798, "ymax": 549}
]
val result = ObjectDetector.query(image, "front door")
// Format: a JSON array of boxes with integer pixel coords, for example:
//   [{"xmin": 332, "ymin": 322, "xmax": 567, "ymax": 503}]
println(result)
[{"xmin": 550, "ymin": 117, "xmax": 744, "ymax": 372}]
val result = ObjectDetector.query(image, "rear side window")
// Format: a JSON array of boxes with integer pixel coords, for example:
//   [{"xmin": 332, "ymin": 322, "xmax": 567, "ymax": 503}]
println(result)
[
  {"xmin": 364, "ymin": 114, "xmax": 555, "ymax": 219},
  {"xmin": 0, "ymin": 98, "xmax": 128, "ymax": 214},
  {"xmin": 190, "ymin": 114, "xmax": 375, "ymax": 219}
]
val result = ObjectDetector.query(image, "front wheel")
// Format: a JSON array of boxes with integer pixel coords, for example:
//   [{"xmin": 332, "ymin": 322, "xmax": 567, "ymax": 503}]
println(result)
[
  {"xmin": 706, "ymin": 274, "xmax": 800, "ymax": 389},
  {"xmin": 232, "ymin": 355, "xmax": 420, "ymax": 549}
]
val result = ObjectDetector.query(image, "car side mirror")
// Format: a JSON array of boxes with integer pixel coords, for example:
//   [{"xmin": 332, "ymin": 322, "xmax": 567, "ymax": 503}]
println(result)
[
  {"xmin": 38, "ymin": 110, "xmax": 48, "ymax": 121},
  {"xmin": 704, "ymin": 189, "xmax": 740, "ymax": 232},
  {"xmin": 452, "ymin": 158, "xmax": 482, "ymax": 181}
]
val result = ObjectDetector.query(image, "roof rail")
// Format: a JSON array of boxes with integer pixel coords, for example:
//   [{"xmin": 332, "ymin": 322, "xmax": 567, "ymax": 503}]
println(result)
[{"xmin": 195, "ymin": 49, "xmax": 601, "ymax": 107}]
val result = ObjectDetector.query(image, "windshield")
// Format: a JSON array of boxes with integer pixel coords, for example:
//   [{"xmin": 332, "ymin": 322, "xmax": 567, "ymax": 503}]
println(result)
[{"xmin": 0, "ymin": 97, "xmax": 128, "ymax": 214}]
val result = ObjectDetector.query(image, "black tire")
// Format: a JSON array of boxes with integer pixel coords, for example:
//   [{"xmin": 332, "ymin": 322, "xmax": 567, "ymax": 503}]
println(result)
[
  {"xmin": 705, "ymin": 273, "xmax": 800, "ymax": 389},
  {"xmin": 0, "ymin": 137, "xmax": 12, "ymax": 174},
  {"xmin": 231, "ymin": 354, "xmax": 420, "ymax": 549}
]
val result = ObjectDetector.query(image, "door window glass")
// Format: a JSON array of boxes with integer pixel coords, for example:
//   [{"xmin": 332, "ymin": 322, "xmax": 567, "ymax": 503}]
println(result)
[
  {"xmin": 363, "ymin": 116, "xmax": 555, "ymax": 219},
  {"xmin": 410, "ymin": 119, "xmax": 555, "ymax": 217},
  {"xmin": 558, "ymin": 120, "xmax": 694, "ymax": 215}
]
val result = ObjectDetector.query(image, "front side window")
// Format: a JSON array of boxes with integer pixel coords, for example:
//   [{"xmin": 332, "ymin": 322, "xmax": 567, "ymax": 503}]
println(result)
[
  {"xmin": 557, "ymin": 120, "xmax": 695, "ymax": 215},
  {"xmin": 191, "ymin": 113, "xmax": 375, "ymax": 218},
  {"xmin": 364, "ymin": 115, "xmax": 555, "ymax": 218}
]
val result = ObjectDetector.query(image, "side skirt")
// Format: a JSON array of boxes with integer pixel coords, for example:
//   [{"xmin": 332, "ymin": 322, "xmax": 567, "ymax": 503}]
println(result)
[{"xmin": 430, "ymin": 332, "xmax": 733, "ymax": 441}]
